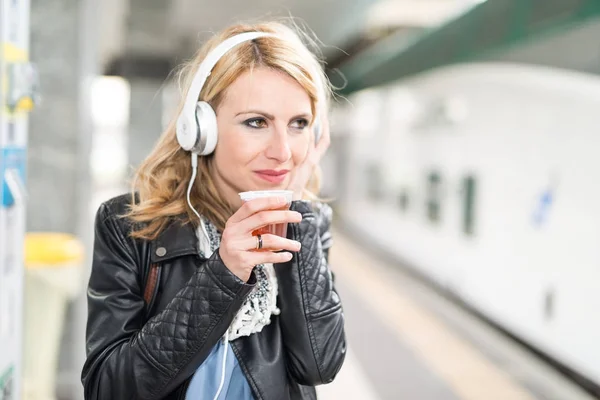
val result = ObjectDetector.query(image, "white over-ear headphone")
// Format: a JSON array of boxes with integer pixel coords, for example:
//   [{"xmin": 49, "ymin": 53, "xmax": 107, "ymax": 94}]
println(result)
[
  {"xmin": 176, "ymin": 31, "xmax": 273, "ymax": 156},
  {"xmin": 176, "ymin": 31, "xmax": 322, "ymax": 155}
]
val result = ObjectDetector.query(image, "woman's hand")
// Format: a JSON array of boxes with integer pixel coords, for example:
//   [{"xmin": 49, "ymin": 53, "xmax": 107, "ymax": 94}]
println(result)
[
  {"xmin": 287, "ymin": 114, "xmax": 331, "ymax": 200},
  {"xmin": 219, "ymin": 196, "xmax": 303, "ymax": 282}
]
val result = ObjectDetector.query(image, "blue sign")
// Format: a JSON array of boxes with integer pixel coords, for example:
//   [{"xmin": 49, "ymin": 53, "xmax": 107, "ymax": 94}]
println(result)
[
  {"xmin": 1, "ymin": 147, "xmax": 27, "ymax": 208},
  {"xmin": 532, "ymin": 188, "xmax": 553, "ymax": 228}
]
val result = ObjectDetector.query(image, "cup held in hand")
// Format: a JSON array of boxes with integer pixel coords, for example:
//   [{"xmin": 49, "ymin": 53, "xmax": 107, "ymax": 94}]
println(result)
[{"xmin": 239, "ymin": 190, "xmax": 293, "ymax": 250}]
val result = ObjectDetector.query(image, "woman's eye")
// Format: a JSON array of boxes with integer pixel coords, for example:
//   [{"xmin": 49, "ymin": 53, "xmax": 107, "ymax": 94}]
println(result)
[
  {"xmin": 245, "ymin": 118, "xmax": 267, "ymax": 129},
  {"xmin": 291, "ymin": 118, "xmax": 308, "ymax": 130}
]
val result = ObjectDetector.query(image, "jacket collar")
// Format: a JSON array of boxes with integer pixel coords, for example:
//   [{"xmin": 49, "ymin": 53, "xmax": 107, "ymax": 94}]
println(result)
[{"xmin": 150, "ymin": 217, "xmax": 200, "ymax": 263}]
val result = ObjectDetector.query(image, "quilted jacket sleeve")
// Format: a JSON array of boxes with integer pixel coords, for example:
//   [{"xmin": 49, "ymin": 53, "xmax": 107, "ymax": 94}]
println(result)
[
  {"xmin": 275, "ymin": 201, "xmax": 346, "ymax": 385},
  {"xmin": 81, "ymin": 202, "xmax": 255, "ymax": 400}
]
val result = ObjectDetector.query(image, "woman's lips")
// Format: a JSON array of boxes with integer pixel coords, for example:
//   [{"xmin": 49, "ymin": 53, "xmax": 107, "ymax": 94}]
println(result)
[{"xmin": 254, "ymin": 169, "xmax": 289, "ymax": 184}]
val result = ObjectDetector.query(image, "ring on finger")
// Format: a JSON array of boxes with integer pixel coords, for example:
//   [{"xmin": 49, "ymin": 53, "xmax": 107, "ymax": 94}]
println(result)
[{"xmin": 255, "ymin": 234, "xmax": 263, "ymax": 250}]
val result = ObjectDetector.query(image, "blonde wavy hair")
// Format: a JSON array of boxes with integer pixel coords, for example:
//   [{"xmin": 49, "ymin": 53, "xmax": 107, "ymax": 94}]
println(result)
[{"xmin": 124, "ymin": 21, "xmax": 332, "ymax": 240}]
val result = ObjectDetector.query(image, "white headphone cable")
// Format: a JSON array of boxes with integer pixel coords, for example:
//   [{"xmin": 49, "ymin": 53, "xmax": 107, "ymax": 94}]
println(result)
[
  {"xmin": 187, "ymin": 152, "xmax": 229, "ymax": 400},
  {"xmin": 213, "ymin": 330, "xmax": 230, "ymax": 400},
  {"xmin": 186, "ymin": 153, "xmax": 210, "ymax": 244}
]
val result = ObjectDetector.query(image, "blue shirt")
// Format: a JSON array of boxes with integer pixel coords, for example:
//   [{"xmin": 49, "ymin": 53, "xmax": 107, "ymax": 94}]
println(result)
[{"xmin": 186, "ymin": 339, "xmax": 253, "ymax": 399}]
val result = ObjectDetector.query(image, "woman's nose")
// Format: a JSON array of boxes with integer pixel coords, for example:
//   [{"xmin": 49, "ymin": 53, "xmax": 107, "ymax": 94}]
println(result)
[{"xmin": 264, "ymin": 127, "xmax": 292, "ymax": 162}]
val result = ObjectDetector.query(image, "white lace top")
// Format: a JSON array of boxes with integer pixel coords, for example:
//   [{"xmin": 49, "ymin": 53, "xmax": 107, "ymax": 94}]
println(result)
[{"xmin": 197, "ymin": 218, "xmax": 281, "ymax": 341}]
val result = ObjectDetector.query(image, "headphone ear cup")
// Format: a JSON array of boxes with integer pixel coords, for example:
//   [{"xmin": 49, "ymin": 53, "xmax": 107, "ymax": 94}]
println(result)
[
  {"xmin": 195, "ymin": 101, "xmax": 218, "ymax": 155},
  {"xmin": 176, "ymin": 113, "xmax": 199, "ymax": 152},
  {"xmin": 313, "ymin": 117, "xmax": 322, "ymax": 145}
]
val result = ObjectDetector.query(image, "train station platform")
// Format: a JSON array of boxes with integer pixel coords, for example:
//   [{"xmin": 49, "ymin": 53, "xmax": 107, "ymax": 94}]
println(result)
[{"xmin": 315, "ymin": 228, "xmax": 596, "ymax": 400}]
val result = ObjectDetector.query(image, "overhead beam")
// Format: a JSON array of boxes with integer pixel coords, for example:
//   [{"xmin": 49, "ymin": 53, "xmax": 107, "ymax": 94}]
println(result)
[
  {"xmin": 105, "ymin": 54, "xmax": 174, "ymax": 80},
  {"xmin": 335, "ymin": 0, "xmax": 600, "ymax": 95}
]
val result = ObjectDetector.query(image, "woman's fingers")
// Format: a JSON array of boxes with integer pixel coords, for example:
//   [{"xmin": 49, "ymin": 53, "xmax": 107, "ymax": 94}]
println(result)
[
  {"xmin": 237, "ymin": 210, "xmax": 302, "ymax": 234},
  {"xmin": 228, "ymin": 196, "xmax": 290, "ymax": 224},
  {"xmin": 246, "ymin": 250, "xmax": 295, "ymax": 265},
  {"xmin": 244, "ymin": 234, "xmax": 301, "ymax": 252}
]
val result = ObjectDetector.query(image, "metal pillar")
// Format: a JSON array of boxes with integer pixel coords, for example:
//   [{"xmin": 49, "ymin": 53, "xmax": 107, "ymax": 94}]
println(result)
[{"xmin": 0, "ymin": 0, "xmax": 36, "ymax": 399}]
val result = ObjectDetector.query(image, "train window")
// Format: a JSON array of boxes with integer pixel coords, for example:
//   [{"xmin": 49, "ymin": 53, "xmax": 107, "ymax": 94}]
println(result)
[
  {"xmin": 426, "ymin": 172, "xmax": 442, "ymax": 223},
  {"xmin": 398, "ymin": 188, "xmax": 409, "ymax": 212},
  {"xmin": 462, "ymin": 175, "xmax": 476, "ymax": 236},
  {"xmin": 366, "ymin": 163, "xmax": 384, "ymax": 201}
]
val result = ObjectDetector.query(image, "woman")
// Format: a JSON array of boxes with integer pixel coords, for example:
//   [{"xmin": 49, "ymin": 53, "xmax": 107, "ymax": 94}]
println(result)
[{"xmin": 81, "ymin": 21, "xmax": 346, "ymax": 400}]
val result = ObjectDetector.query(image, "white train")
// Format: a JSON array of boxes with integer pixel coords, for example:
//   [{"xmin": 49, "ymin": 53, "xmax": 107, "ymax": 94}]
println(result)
[{"xmin": 326, "ymin": 62, "xmax": 600, "ymax": 388}]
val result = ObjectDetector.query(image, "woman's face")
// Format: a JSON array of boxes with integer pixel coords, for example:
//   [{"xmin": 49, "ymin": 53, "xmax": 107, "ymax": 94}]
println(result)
[{"xmin": 211, "ymin": 67, "xmax": 312, "ymax": 208}]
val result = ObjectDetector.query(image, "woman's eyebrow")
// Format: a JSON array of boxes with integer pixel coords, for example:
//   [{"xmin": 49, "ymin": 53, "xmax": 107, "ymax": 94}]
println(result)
[
  {"xmin": 236, "ymin": 110, "xmax": 275, "ymax": 120},
  {"xmin": 235, "ymin": 111, "xmax": 313, "ymax": 121}
]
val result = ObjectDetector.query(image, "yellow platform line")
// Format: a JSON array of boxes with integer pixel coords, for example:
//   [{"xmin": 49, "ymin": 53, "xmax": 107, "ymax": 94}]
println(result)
[{"xmin": 330, "ymin": 232, "xmax": 536, "ymax": 400}]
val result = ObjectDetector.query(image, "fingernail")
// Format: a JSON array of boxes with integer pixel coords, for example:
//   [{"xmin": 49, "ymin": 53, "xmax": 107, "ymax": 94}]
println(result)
[
  {"xmin": 295, "ymin": 241, "xmax": 302, "ymax": 250},
  {"xmin": 285, "ymin": 252, "xmax": 293, "ymax": 260}
]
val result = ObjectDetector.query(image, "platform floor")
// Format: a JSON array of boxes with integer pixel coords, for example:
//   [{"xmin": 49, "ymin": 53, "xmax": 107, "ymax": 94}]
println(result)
[{"xmin": 316, "ymin": 229, "xmax": 596, "ymax": 400}]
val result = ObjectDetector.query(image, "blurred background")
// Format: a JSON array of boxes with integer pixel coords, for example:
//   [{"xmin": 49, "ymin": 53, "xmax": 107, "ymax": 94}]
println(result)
[{"xmin": 2, "ymin": 0, "xmax": 600, "ymax": 399}]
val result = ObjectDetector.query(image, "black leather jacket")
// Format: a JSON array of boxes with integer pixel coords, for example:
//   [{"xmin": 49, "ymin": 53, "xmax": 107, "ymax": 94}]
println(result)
[{"xmin": 81, "ymin": 194, "xmax": 346, "ymax": 399}]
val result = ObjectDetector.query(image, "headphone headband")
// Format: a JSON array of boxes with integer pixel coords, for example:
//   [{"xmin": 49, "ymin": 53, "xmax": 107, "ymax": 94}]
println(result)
[{"xmin": 182, "ymin": 31, "xmax": 273, "ymax": 117}]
